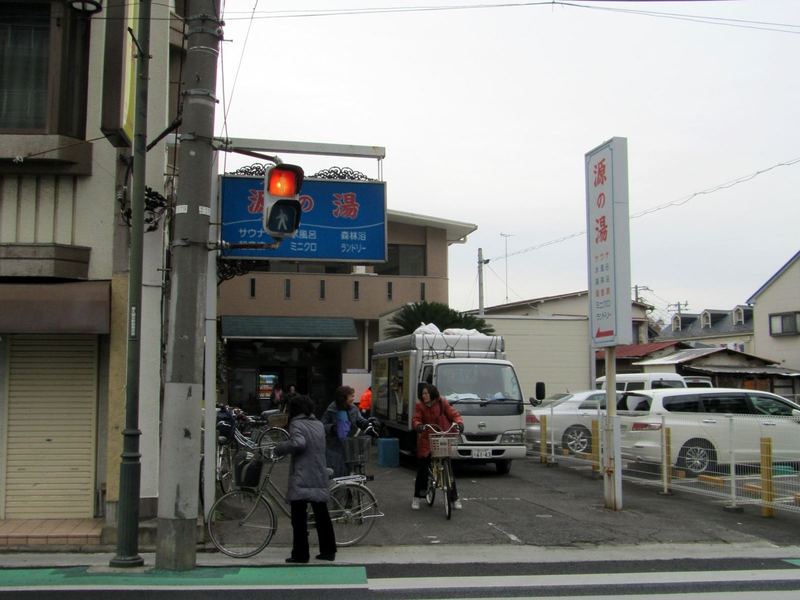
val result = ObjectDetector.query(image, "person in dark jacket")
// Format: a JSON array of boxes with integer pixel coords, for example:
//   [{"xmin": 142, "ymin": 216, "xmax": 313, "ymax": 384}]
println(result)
[
  {"xmin": 320, "ymin": 385, "xmax": 369, "ymax": 477},
  {"xmin": 274, "ymin": 394, "xmax": 336, "ymax": 563},
  {"xmin": 411, "ymin": 383, "xmax": 464, "ymax": 511}
]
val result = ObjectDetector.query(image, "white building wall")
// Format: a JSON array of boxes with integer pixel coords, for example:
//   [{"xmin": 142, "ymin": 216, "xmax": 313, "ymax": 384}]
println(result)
[
  {"xmin": 752, "ymin": 258, "xmax": 800, "ymax": 370},
  {"xmin": 483, "ymin": 316, "xmax": 592, "ymax": 397}
]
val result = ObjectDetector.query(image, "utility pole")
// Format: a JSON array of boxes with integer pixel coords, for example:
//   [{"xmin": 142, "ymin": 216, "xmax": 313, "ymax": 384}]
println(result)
[
  {"xmin": 477, "ymin": 248, "xmax": 489, "ymax": 316},
  {"xmin": 668, "ymin": 301, "xmax": 689, "ymax": 314},
  {"xmin": 500, "ymin": 232, "xmax": 513, "ymax": 303},
  {"xmin": 109, "ymin": 0, "xmax": 150, "ymax": 569},
  {"xmin": 156, "ymin": 0, "xmax": 222, "ymax": 570}
]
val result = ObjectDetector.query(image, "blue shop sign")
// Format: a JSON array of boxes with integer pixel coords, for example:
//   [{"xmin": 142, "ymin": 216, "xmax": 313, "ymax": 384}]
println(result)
[{"xmin": 220, "ymin": 176, "xmax": 387, "ymax": 261}]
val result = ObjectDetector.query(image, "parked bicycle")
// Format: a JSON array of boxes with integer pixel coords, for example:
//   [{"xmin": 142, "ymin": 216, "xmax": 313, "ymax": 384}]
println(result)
[
  {"xmin": 424, "ymin": 423, "xmax": 461, "ymax": 519},
  {"xmin": 207, "ymin": 427, "xmax": 383, "ymax": 558},
  {"xmin": 343, "ymin": 419, "xmax": 381, "ymax": 478}
]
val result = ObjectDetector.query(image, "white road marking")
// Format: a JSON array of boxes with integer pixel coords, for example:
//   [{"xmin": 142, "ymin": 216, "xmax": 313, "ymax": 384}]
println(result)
[{"xmin": 487, "ymin": 522, "xmax": 522, "ymax": 543}]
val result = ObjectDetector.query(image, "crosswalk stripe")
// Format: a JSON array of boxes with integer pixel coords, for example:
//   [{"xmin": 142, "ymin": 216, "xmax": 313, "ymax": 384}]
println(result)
[{"xmin": 369, "ymin": 568, "xmax": 800, "ymax": 590}]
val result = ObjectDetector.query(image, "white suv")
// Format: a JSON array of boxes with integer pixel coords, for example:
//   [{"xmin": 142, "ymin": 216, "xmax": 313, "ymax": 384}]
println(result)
[{"xmin": 618, "ymin": 388, "xmax": 800, "ymax": 476}]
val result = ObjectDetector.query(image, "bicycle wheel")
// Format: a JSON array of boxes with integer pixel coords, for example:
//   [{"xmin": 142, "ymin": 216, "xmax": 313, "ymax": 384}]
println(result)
[
  {"xmin": 217, "ymin": 445, "xmax": 234, "ymax": 494},
  {"xmin": 255, "ymin": 426, "xmax": 290, "ymax": 460},
  {"xmin": 328, "ymin": 482, "xmax": 379, "ymax": 547},
  {"xmin": 425, "ymin": 464, "xmax": 436, "ymax": 506},
  {"xmin": 207, "ymin": 489, "xmax": 277, "ymax": 558},
  {"xmin": 442, "ymin": 459, "xmax": 453, "ymax": 520}
]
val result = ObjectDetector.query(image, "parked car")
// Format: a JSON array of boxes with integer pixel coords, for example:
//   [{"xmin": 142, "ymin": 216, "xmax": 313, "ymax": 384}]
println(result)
[
  {"xmin": 683, "ymin": 376, "xmax": 713, "ymax": 388},
  {"xmin": 618, "ymin": 388, "xmax": 800, "ymax": 476},
  {"xmin": 596, "ymin": 373, "xmax": 686, "ymax": 392},
  {"xmin": 526, "ymin": 390, "xmax": 621, "ymax": 454}
]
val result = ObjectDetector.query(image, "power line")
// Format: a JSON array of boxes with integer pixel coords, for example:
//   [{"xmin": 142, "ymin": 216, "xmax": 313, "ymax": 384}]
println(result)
[{"xmin": 487, "ymin": 155, "xmax": 800, "ymax": 263}]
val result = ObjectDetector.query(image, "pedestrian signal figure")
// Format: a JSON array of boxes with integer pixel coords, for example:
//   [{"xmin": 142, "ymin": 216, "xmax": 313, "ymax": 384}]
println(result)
[
  {"xmin": 274, "ymin": 394, "xmax": 337, "ymax": 563},
  {"xmin": 321, "ymin": 385, "xmax": 369, "ymax": 477},
  {"xmin": 411, "ymin": 383, "xmax": 464, "ymax": 510}
]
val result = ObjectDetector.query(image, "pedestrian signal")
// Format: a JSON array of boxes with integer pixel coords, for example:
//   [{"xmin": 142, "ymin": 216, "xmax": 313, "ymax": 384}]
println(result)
[{"xmin": 263, "ymin": 164, "xmax": 304, "ymax": 238}]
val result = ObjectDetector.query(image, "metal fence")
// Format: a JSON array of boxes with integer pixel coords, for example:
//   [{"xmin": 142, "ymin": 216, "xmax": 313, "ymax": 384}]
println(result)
[{"xmin": 531, "ymin": 409, "xmax": 800, "ymax": 516}]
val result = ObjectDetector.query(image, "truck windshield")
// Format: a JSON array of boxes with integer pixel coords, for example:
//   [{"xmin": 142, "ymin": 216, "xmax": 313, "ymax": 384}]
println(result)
[{"xmin": 436, "ymin": 363, "xmax": 522, "ymax": 403}]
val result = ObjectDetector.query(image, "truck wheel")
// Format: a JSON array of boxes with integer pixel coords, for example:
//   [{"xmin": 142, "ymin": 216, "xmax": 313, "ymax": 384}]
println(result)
[{"xmin": 495, "ymin": 460, "xmax": 511, "ymax": 475}]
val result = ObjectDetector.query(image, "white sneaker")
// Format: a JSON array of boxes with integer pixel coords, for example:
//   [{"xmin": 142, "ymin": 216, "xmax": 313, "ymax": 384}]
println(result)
[
  {"xmin": 411, "ymin": 497, "xmax": 420, "ymax": 510},
  {"xmin": 453, "ymin": 500, "xmax": 463, "ymax": 510}
]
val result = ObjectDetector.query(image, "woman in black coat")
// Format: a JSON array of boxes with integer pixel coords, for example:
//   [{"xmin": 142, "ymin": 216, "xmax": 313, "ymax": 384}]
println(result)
[{"xmin": 274, "ymin": 395, "xmax": 337, "ymax": 563}]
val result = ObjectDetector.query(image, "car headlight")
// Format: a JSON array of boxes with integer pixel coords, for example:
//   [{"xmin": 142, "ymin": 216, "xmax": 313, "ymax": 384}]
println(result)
[{"xmin": 501, "ymin": 430, "xmax": 523, "ymax": 444}]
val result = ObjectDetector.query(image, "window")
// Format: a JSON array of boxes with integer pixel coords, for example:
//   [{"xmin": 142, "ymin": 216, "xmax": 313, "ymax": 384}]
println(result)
[
  {"xmin": 387, "ymin": 281, "xmax": 393, "ymax": 301},
  {"xmin": 283, "ymin": 278, "xmax": 291, "ymax": 299},
  {"xmin": 374, "ymin": 244, "xmax": 426, "ymax": 276},
  {"xmin": 420, "ymin": 282, "xmax": 426, "ymax": 301},
  {"xmin": 671, "ymin": 315, "xmax": 681, "ymax": 331},
  {"xmin": 319, "ymin": 279, "xmax": 325, "ymax": 300},
  {"xmin": 353, "ymin": 280, "xmax": 359, "ymax": 300},
  {"xmin": 748, "ymin": 393, "xmax": 795, "ymax": 416},
  {"xmin": 249, "ymin": 278, "xmax": 256, "ymax": 298},
  {"xmin": 733, "ymin": 307, "xmax": 744, "ymax": 325},
  {"xmin": 701, "ymin": 311, "xmax": 711, "ymax": 328},
  {"xmin": 663, "ymin": 395, "xmax": 701, "ymax": 412},
  {"xmin": 0, "ymin": 2, "xmax": 90, "ymax": 136},
  {"xmin": 769, "ymin": 312, "xmax": 800, "ymax": 336},
  {"xmin": 702, "ymin": 394, "xmax": 751, "ymax": 414}
]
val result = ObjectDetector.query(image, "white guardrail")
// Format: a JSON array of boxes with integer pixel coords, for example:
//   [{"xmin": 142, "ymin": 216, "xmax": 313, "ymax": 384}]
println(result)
[{"xmin": 531, "ymin": 408, "xmax": 800, "ymax": 516}]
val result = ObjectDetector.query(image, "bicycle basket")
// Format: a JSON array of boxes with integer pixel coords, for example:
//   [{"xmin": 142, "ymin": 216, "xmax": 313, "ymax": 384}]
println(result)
[
  {"xmin": 343, "ymin": 436, "xmax": 371, "ymax": 466},
  {"xmin": 429, "ymin": 432, "xmax": 459, "ymax": 458},
  {"xmin": 234, "ymin": 456, "xmax": 263, "ymax": 488}
]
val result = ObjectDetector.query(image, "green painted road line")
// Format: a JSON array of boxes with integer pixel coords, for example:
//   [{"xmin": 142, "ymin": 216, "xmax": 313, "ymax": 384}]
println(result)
[
  {"xmin": 783, "ymin": 559, "xmax": 800, "ymax": 567},
  {"xmin": 0, "ymin": 566, "xmax": 367, "ymax": 588}
]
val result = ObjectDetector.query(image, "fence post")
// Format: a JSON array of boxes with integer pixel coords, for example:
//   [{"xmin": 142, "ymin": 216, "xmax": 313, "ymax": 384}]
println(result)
[
  {"xmin": 591, "ymin": 419, "xmax": 601, "ymax": 476},
  {"xmin": 724, "ymin": 415, "xmax": 742, "ymax": 512},
  {"xmin": 539, "ymin": 415, "xmax": 548, "ymax": 464},
  {"xmin": 760, "ymin": 437, "xmax": 774, "ymax": 518},
  {"xmin": 659, "ymin": 415, "xmax": 672, "ymax": 495}
]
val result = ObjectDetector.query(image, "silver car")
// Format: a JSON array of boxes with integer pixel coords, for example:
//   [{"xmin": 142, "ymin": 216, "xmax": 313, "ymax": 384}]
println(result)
[{"xmin": 526, "ymin": 390, "xmax": 620, "ymax": 454}]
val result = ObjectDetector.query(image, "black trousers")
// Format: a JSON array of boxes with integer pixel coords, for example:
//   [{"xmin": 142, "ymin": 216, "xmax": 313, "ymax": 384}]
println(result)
[
  {"xmin": 290, "ymin": 499, "xmax": 336, "ymax": 561},
  {"xmin": 414, "ymin": 455, "xmax": 458, "ymax": 500}
]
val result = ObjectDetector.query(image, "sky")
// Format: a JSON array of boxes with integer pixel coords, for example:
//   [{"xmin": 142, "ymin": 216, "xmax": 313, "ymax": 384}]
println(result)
[{"xmin": 214, "ymin": 0, "xmax": 800, "ymax": 322}]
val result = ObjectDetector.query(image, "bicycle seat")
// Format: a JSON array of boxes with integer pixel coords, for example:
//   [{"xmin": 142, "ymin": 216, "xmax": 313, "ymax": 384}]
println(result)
[{"xmin": 261, "ymin": 409, "xmax": 281, "ymax": 418}]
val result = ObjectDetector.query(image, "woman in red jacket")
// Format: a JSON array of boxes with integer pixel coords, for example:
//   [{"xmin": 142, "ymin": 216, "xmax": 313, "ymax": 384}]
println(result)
[{"xmin": 411, "ymin": 383, "xmax": 464, "ymax": 511}]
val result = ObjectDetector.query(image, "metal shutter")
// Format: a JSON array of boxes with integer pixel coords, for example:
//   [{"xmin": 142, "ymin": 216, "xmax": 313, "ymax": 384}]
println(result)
[{"xmin": 3, "ymin": 335, "xmax": 98, "ymax": 518}]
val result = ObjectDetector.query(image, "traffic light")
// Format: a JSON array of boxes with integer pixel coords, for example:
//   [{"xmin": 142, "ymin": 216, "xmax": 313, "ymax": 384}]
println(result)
[{"xmin": 263, "ymin": 164, "xmax": 304, "ymax": 238}]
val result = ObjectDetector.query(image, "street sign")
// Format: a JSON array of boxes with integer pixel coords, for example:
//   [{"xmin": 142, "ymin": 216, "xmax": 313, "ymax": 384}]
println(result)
[
  {"xmin": 585, "ymin": 137, "xmax": 632, "ymax": 347},
  {"xmin": 220, "ymin": 175, "xmax": 387, "ymax": 262}
]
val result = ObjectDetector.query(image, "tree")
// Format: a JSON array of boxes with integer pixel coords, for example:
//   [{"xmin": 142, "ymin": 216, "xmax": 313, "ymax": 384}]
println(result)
[{"xmin": 384, "ymin": 301, "xmax": 495, "ymax": 338}]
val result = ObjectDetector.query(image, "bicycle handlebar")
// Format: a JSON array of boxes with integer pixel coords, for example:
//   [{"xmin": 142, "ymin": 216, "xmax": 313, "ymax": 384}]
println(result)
[{"xmin": 421, "ymin": 422, "xmax": 461, "ymax": 434}]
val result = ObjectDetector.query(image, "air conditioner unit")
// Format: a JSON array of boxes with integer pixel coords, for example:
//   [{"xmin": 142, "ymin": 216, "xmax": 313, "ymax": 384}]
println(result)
[{"xmin": 352, "ymin": 265, "xmax": 367, "ymax": 274}]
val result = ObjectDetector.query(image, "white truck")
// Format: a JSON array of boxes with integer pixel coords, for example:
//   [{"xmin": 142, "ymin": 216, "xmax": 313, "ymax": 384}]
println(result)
[{"xmin": 371, "ymin": 330, "xmax": 542, "ymax": 474}]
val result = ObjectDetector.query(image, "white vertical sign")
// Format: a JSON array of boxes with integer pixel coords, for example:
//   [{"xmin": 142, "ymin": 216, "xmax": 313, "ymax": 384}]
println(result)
[{"xmin": 585, "ymin": 137, "xmax": 632, "ymax": 347}]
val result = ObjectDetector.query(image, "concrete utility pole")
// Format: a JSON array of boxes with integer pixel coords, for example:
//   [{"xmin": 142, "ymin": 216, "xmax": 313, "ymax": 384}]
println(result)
[
  {"xmin": 477, "ymin": 248, "xmax": 488, "ymax": 316},
  {"xmin": 500, "ymin": 232, "xmax": 513, "ymax": 303},
  {"xmin": 156, "ymin": 0, "xmax": 222, "ymax": 570}
]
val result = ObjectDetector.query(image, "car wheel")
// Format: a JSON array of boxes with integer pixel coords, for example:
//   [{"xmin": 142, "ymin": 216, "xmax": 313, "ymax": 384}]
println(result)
[
  {"xmin": 562, "ymin": 426, "xmax": 591, "ymax": 455},
  {"xmin": 495, "ymin": 460, "xmax": 511, "ymax": 475},
  {"xmin": 678, "ymin": 439, "xmax": 717, "ymax": 476}
]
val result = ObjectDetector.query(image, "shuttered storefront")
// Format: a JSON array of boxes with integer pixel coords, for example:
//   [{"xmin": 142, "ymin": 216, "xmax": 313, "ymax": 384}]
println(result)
[{"xmin": 3, "ymin": 335, "xmax": 98, "ymax": 518}]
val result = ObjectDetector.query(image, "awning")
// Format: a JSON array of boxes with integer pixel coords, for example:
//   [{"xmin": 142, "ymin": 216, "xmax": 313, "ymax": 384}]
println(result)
[
  {"xmin": 221, "ymin": 315, "xmax": 358, "ymax": 341},
  {"xmin": 0, "ymin": 281, "xmax": 110, "ymax": 334},
  {"xmin": 685, "ymin": 365, "xmax": 800, "ymax": 377}
]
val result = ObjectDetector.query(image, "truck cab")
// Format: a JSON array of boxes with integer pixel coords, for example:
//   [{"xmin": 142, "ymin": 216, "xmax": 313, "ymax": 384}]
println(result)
[{"xmin": 422, "ymin": 358, "xmax": 526, "ymax": 474}]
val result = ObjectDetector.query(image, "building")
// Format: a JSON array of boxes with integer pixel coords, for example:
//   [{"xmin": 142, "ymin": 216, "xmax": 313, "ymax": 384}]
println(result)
[
  {"xmin": 656, "ymin": 306, "xmax": 754, "ymax": 353},
  {"xmin": 747, "ymin": 250, "xmax": 800, "ymax": 372},
  {"xmin": 0, "ymin": 1, "xmax": 180, "ymax": 522},
  {"xmin": 217, "ymin": 208, "xmax": 476, "ymax": 412}
]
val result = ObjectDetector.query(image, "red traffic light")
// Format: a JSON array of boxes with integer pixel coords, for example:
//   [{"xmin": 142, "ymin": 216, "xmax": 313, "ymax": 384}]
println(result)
[{"xmin": 266, "ymin": 164, "xmax": 304, "ymax": 198}]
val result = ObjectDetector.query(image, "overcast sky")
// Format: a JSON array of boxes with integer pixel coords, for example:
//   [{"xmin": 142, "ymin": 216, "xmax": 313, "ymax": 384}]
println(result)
[{"xmin": 214, "ymin": 0, "xmax": 799, "ymax": 322}]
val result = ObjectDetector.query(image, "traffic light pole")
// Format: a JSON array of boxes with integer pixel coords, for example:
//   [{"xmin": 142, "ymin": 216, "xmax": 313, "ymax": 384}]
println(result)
[
  {"xmin": 109, "ymin": 0, "xmax": 151, "ymax": 569},
  {"xmin": 155, "ymin": 0, "xmax": 222, "ymax": 570}
]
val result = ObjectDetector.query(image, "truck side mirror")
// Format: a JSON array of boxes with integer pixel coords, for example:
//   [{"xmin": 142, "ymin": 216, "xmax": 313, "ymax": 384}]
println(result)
[{"xmin": 534, "ymin": 381, "xmax": 546, "ymax": 401}]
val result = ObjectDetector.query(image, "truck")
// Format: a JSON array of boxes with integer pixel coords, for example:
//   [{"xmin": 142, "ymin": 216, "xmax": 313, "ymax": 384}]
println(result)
[{"xmin": 371, "ymin": 330, "xmax": 541, "ymax": 474}]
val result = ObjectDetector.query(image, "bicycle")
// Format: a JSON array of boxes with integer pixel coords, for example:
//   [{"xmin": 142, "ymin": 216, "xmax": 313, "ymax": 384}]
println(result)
[
  {"xmin": 342, "ymin": 419, "xmax": 381, "ymax": 478},
  {"xmin": 423, "ymin": 423, "xmax": 461, "ymax": 520},
  {"xmin": 207, "ymin": 427, "xmax": 383, "ymax": 558}
]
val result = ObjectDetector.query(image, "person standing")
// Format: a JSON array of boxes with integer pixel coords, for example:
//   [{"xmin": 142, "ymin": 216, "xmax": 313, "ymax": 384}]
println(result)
[
  {"xmin": 358, "ymin": 386, "xmax": 373, "ymax": 419},
  {"xmin": 274, "ymin": 395, "xmax": 336, "ymax": 563},
  {"xmin": 321, "ymin": 385, "xmax": 369, "ymax": 476},
  {"xmin": 411, "ymin": 383, "xmax": 464, "ymax": 510}
]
